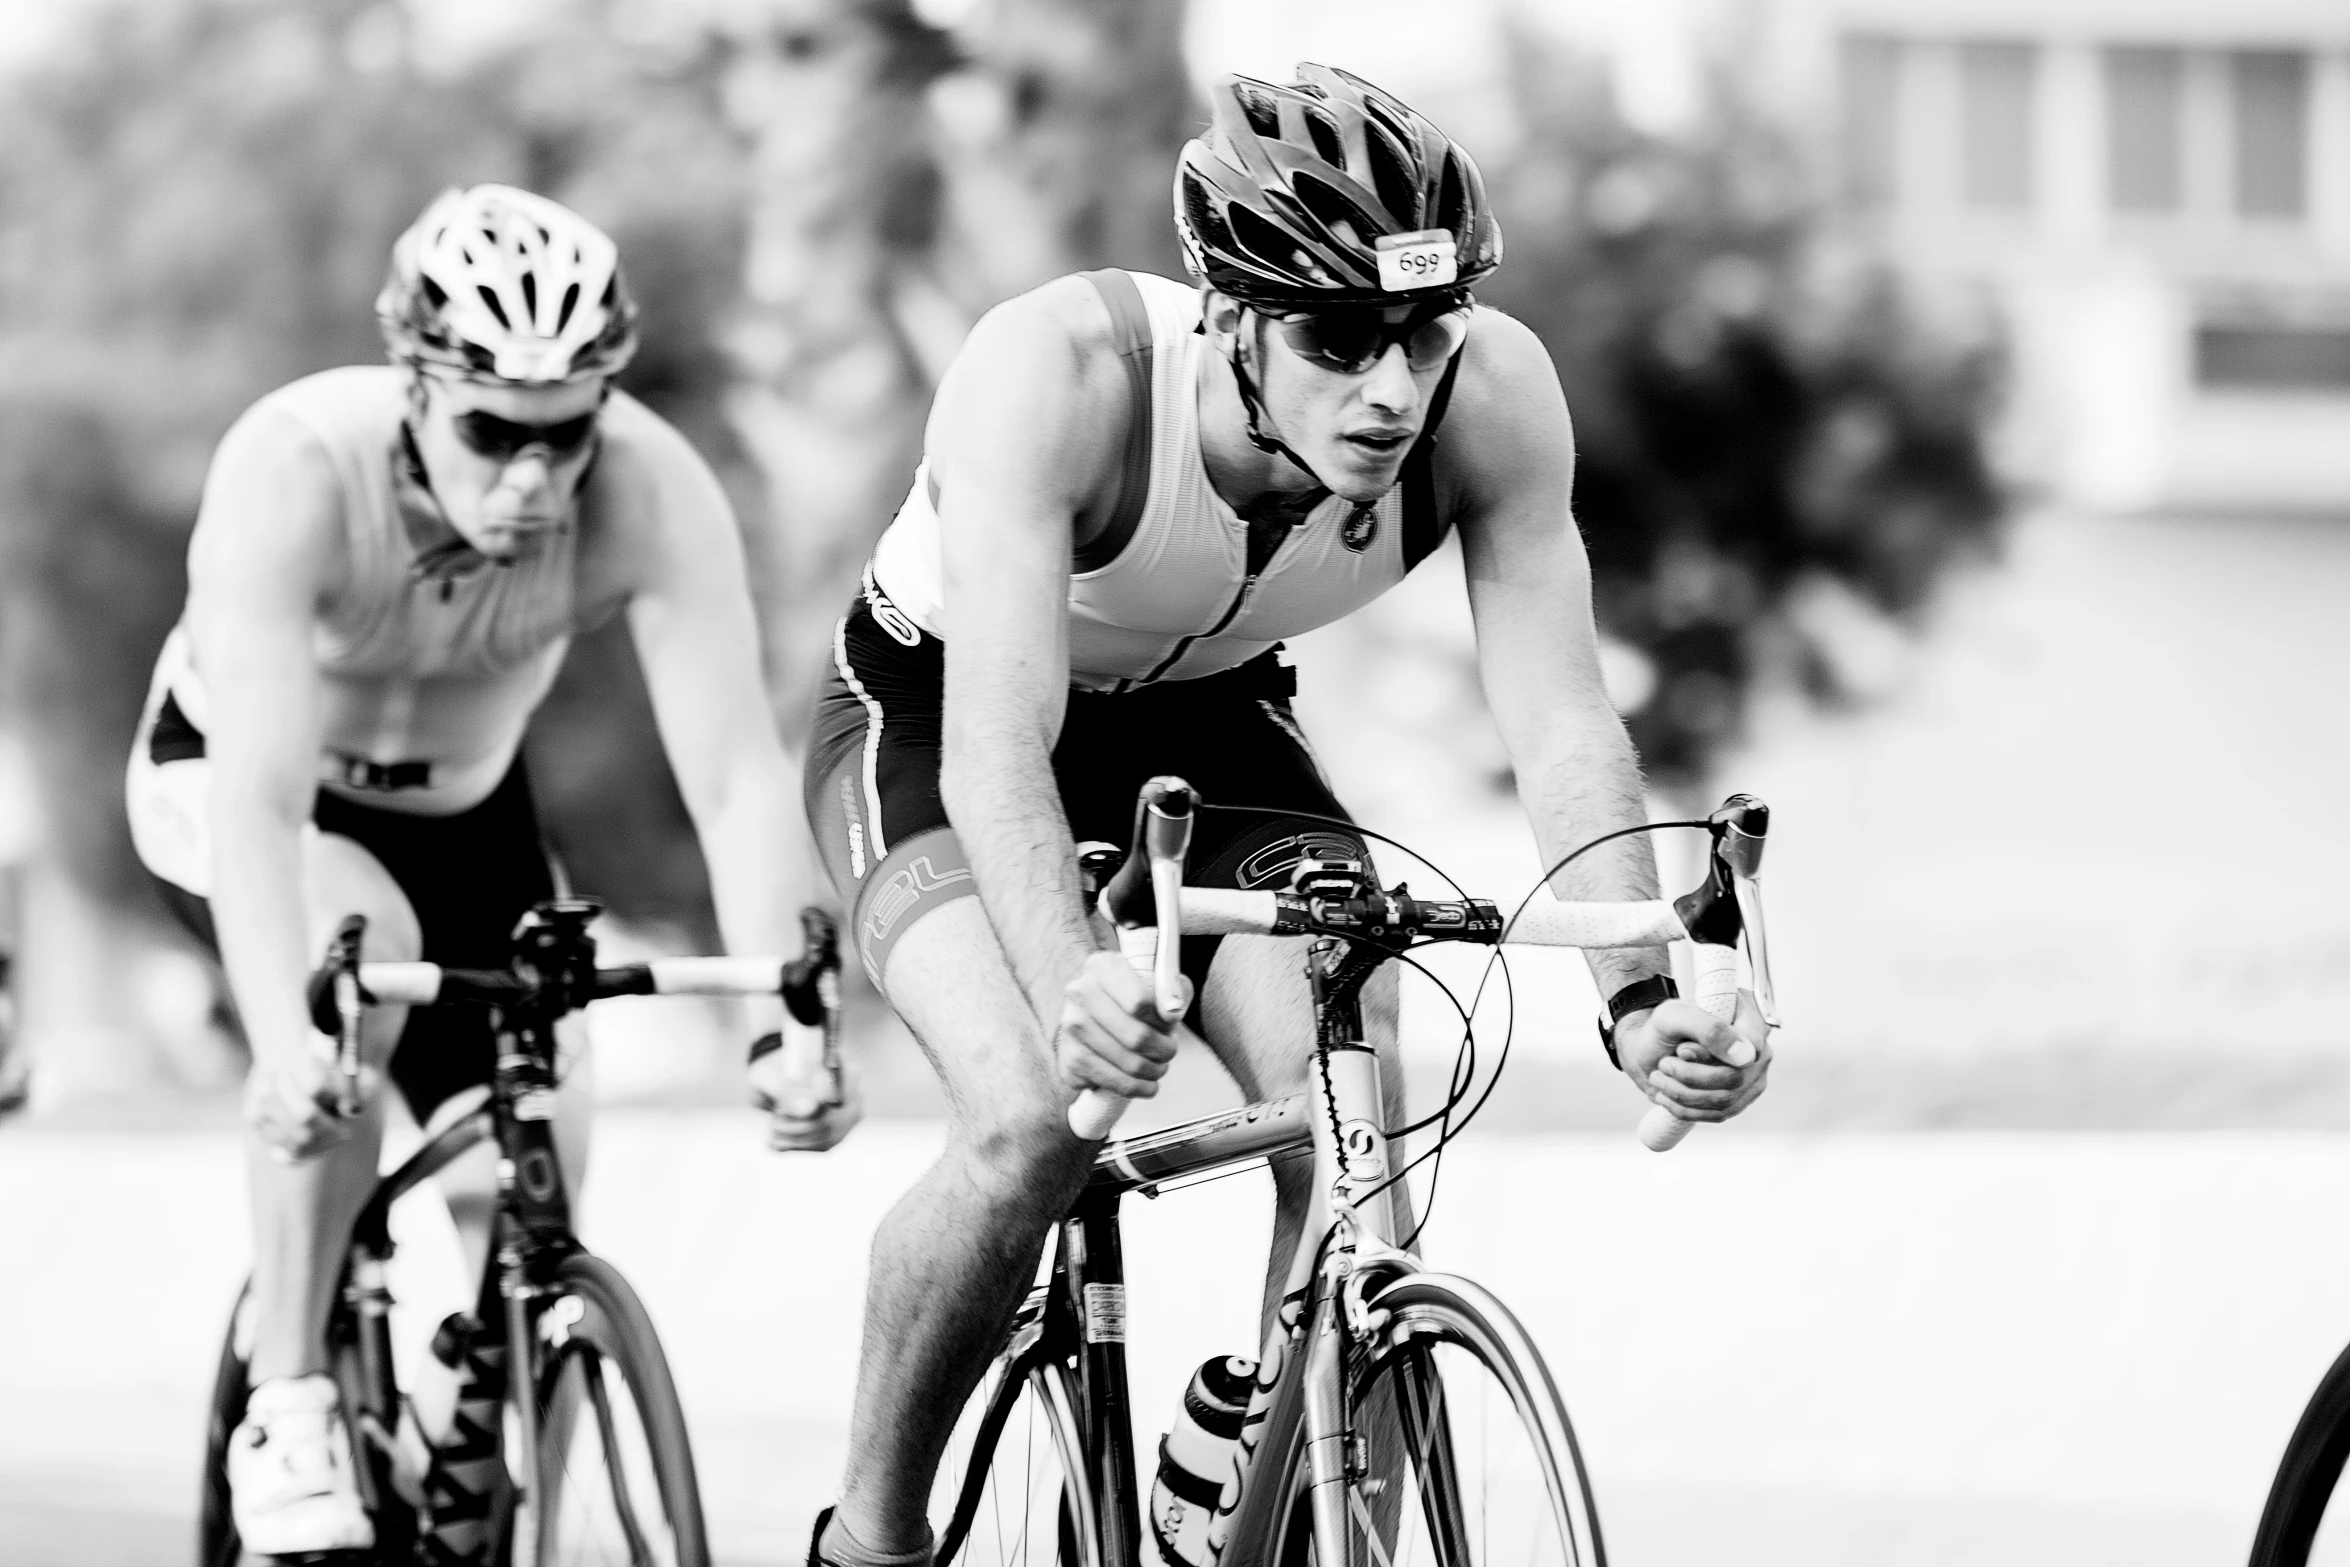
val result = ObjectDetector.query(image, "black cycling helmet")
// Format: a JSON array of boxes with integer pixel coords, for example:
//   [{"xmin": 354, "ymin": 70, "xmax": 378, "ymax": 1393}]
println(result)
[{"xmin": 1176, "ymin": 64, "xmax": 1503, "ymax": 307}]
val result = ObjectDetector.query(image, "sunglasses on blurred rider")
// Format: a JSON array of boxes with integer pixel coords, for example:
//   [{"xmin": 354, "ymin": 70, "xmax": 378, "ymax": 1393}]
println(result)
[
  {"xmin": 449, "ymin": 407, "xmax": 601, "ymax": 464},
  {"xmin": 1264, "ymin": 299, "xmax": 1472, "ymax": 376}
]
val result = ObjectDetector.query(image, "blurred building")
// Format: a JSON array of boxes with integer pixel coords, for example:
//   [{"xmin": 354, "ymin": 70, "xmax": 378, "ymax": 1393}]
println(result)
[{"xmin": 1781, "ymin": 0, "xmax": 2350, "ymax": 514}]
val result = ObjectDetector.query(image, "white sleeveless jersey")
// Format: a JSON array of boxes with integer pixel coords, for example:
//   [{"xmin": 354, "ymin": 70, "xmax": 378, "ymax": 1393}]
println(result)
[
  {"xmin": 868, "ymin": 269, "xmax": 1456, "ymax": 693},
  {"xmin": 140, "ymin": 365, "xmax": 579, "ymax": 816}
]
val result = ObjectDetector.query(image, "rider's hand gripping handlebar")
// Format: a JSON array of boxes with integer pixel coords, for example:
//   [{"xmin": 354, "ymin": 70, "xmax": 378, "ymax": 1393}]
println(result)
[
  {"xmin": 1067, "ymin": 777, "xmax": 1195, "ymax": 1140},
  {"xmin": 1635, "ymin": 795, "xmax": 1777, "ymax": 1152}
]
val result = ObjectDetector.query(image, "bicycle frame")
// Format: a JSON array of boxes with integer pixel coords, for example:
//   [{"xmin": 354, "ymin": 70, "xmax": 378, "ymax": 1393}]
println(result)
[
  {"xmin": 333, "ymin": 901, "xmax": 604, "ymax": 1533},
  {"xmin": 948, "ymin": 928, "xmax": 1419, "ymax": 1567}
]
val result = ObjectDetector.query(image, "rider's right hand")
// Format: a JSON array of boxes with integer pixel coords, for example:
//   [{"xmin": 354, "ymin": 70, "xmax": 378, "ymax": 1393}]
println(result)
[
  {"xmin": 1054, "ymin": 950, "xmax": 1188, "ymax": 1105},
  {"xmin": 244, "ymin": 1036, "xmax": 369, "ymax": 1162}
]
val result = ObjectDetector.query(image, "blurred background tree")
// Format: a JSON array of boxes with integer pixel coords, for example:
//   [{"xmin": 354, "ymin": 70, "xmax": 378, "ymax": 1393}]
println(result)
[
  {"xmin": 0, "ymin": 0, "xmax": 2002, "ymax": 1093},
  {"xmin": 1478, "ymin": 34, "xmax": 2005, "ymax": 789}
]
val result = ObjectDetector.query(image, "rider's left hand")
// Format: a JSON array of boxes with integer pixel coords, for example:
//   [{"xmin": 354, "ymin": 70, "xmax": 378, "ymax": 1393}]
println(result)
[
  {"xmin": 1615, "ymin": 990, "xmax": 1771, "ymax": 1123},
  {"xmin": 748, "ymin": 1020, "xmax": 863, "ymax": 1152}
]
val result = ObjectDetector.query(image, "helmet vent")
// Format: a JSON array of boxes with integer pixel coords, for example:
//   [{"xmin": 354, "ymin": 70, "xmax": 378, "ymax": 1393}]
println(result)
[
  {"xmin": 557, "ymin": 282, "xmax": 581, "ymax": 334},
  {"xmin": 520, "ymin": 272, "xmax": 538, "ymax": 321},
  {"xmin": 475, "ymin": 286, "xmax": 512, "ymax": 331},
  {"xmin": 1360, "ymin": 96, "xmax": 1420, "ymax": 165},
  {"xmin": 1293, "ymin": 174, "xmax": 1379, "ymax": 246},
  {"xmin": 1233, "ymin": 80, "xmax": 1283, "ymax": 140},
  {"xmin": 1362, "ymin": 130, "xmax": 1420, "ymax": 231},
  {"xmin": 1302, "ymin": 107, "xmax": 1345, "ymax": 169},
  {"xmin": 1437, "ymin": 154, "xmax": 1468, "ymax": 242},
  {"xmin": 1230, "ymin": 204, "xmax": 1320, "ymax": 284}
]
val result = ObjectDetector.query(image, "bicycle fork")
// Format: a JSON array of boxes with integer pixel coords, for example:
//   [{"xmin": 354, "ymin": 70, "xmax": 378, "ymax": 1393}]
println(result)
[
  {"xmin": 1219, "ymin": 946, "xmax": 1417, "ymax": 1567},
  {"xmin": 1301, "ymin": 946, "xmax": 1415, "ymax": 1567}
]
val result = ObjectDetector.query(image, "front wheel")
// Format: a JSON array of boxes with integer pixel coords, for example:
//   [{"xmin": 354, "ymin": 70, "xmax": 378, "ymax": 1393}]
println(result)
[
  {"xmin": 931, "ymin": 1324, "xmax": 1100, "ymax": 1567},
  {"xmin": 2250, "ymin": 1337, "xmax": 2350, "ymax": 1566},
  {"xmin": 522, "ymin": 1252, "xmax": 709, "ymax": 1567},
  {"xmin": 1265, "ymin": 1273, "xmax": 1605, "ymax": 1567}
]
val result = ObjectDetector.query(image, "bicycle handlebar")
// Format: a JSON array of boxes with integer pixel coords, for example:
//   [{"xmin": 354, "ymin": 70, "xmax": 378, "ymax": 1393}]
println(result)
[
  {"xmin": 342, "ymin": 953, "xmax": 820, "ymax": 1008},
  {"xmin": 304, "ymin": 900, "xmax": 846, "ymax": 1120},
  {"xmin": 1066, "ymin": 784, "xmax": 1778, "ymax": 1151}
]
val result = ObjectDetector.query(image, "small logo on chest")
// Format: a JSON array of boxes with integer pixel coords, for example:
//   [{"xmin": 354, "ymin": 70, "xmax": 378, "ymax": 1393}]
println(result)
[{"xmin": 1341, "ymin": 504, "xmax": 1379, "ymax": 553}]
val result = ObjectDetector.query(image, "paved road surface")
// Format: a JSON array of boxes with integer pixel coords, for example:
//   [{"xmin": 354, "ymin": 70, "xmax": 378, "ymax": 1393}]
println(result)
[{"xmin": 5, "ymin": 1112, "xmax": 2347, "ymax": 1564}]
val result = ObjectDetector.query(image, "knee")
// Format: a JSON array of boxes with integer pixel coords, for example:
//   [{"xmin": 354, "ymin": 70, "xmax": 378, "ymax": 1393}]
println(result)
[
  {"xmin": 304, "ymin": 836, "xmax": 420, "ymax": 964},
  {"xmin": 947, "ymin": 1105, "xmax": 1090, "ymax": 1219}
]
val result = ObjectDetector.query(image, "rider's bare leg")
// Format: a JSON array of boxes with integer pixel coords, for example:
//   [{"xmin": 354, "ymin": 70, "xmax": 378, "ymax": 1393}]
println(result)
[
  {"xmin": 243, "ymin": 832, "xmax": 417, "ymax": 1385},
  {"xmin": 832, "ymin": 896, "xmax": 1094, "ymax": 1554},
  {"xmin": 1198, "ymin": 934, "xmax": 1407, "ymax": 1339}
]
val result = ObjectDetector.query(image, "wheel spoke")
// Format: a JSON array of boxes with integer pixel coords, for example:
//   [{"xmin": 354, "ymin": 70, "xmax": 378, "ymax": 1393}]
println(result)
[
  {"xmin": 1266, "ymin": 1282, "xmax": 1597, "ymax": 1567},
  {"xmin": 934, "ymin": 1360, "xmax": 1087, "ymax": 1567}
]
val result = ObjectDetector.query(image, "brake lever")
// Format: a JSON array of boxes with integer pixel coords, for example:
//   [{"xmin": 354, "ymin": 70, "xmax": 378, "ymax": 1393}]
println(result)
[
  {"xmin": 782, "ymin": 907, "xmax": 846, "ymax": 1108},
  {"xmin": 327, "ymin": 914, "xmax": 367, "ymax": 1119},
  {"xmin": 1733, "ymin": 875, "xmax": 1779, "ymax": 1029},
  {"xmin": 1101, "ymin": 777, "xmax": 1197, "ymax": 1022},
  {"xmin": 1710, "ymin": 795, "xmax": 1779, "ymax": 1028}
]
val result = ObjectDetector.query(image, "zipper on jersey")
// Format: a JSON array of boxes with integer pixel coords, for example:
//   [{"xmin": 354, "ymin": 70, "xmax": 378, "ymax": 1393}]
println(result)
[{"xmin": 1131, "ymin": 495, "xmax": 1319, "ymax": 688}]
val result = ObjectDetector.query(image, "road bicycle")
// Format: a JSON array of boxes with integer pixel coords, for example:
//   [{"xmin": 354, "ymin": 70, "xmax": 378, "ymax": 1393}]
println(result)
[
  {"xmin": 932, "ymin": 777, "xmax": 1778, "ymax": 1567},
  {"xmin": 198, "ymin": 897, "xmax": 843, "ymax": 1567},
  {"xmin": 2249, "ymin": 1325, "xmax": 2350, "ymax": 1563}
]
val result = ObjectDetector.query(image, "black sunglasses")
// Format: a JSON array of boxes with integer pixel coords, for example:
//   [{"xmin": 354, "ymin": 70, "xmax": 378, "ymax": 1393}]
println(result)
[
  {"xmin": 449, "ymin": 406, "xmax": 601, "ymax": 463},
  {"xmin": 1264, "ymin": 300, "xmax": 1472, "ymax": 376}
]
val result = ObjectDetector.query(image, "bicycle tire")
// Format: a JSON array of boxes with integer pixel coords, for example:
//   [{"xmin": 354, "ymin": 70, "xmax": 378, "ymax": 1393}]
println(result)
[
  {"xmin": 522, "ymin": 1250, "xmax": 709, "ymax": 1567},
  {"xmin": 1255, "ymin": 1273, "xmax": 1604, "ymax": 1567},
  {"xmin": 195, "ymin": 1281, "xmax": 420, "ymax": 1567},
  {"xmin": 933, "ymin": 1348, "xmax": 1100, "ymax": 1567},
  {"xmin": 196, "ymin": 1286, "xmax": 249, "ymax": 1567},
  {"xmin": 2251, "ymin": 1336, "xmax": 2350, "ymax": 1566}
]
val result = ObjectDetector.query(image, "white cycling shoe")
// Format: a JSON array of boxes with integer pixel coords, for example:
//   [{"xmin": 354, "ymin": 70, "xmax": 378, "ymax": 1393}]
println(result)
[{"xmin": 229, "ymin": 1374, "xmax": 375, "ymax": 1558}]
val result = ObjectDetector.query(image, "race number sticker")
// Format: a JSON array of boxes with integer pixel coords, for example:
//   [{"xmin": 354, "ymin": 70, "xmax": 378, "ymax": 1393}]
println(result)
[
  {"xmin": 1375, "ymin": 229, "xmax": 1457, "ymax": 293},
  {"xmin": 1084, "ymin": 1283, "xmax": 1128, "ymax": 1344}
]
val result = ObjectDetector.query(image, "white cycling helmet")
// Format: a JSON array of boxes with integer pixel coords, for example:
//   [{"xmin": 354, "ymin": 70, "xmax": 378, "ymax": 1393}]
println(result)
[{"xmin": 376, "ymin": 184, "xmax": 639, "ymax": 385}]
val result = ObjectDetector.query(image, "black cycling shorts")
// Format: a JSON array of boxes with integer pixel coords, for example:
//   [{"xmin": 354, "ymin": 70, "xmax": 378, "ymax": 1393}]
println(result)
[
  {"xmin": 806, "ymin": 583, "xmax": 1367, "ymax": 998},
  {"xmin": 146, "ymin": 698, "xmax": 556, "ymax": 1122}
]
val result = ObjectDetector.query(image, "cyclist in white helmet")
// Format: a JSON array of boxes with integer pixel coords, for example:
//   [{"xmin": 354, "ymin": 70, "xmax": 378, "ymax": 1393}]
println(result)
[
  {"xmin": 125, "ymin": 184, "xmax": 859, "ymax": 1559},
  {"xmin": 801, "ymin": 65, "xmax": 1770, "ymax": 1567}
]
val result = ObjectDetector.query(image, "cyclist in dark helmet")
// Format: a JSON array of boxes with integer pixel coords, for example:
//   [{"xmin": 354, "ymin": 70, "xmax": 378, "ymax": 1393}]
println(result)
[{"xmin": 801, "ymin": 65, "xmax": 1769, "ymax": 1567}]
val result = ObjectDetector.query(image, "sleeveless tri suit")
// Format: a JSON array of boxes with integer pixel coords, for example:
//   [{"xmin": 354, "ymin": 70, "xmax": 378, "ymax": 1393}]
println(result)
[
  {"xmin": 807, "ymin": 269, "xmax": 1464, "ymax": 990},
  {"xmin": 125, "ymin": 365, "xmax": 584, "ymax": 1117}
]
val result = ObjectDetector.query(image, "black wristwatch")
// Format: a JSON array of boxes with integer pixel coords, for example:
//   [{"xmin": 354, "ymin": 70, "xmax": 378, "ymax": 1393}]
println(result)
[{"xmin": 1596, "ymin": 975, "xmax": 1678, "ymax": 1070}]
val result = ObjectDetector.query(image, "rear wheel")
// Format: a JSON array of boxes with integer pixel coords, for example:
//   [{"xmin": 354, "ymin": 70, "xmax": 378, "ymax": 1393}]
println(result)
[
  {"xmin": 523, "ymin": 1251, "xmax": 708, "ymax": 1567},
  {"xmin": 1264, "ymin": 1274, "xmax": 1604, "ymax": 1567},
  {"xmin": 2251, "ymin": 1337, "xmax": 2350, "ymax": 1566},
  {"xmin": 931, "ymin": 1316, "xmax": 1099, "ymax": 1567}
]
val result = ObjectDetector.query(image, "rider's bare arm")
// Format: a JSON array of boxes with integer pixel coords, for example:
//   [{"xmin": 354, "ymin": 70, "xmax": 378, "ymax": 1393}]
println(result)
[
  {"xmin": 185, "ymin": 408, "xmax": 345, "ymax": 1102},
  {"xmin": 1446, "ymin": 312, "xmax": 1667, "ymax": 999},
  {"xmin": 929, "ymin": 281, "xmax": 1131, "ymax": 1022},
  {"xmin": 595, "ymin": 397, "xmax": 802, "ymax": 1036},
  {"xmin": 1447, "ymin": 313, "xmax": 1767, "ymax": 1109}
]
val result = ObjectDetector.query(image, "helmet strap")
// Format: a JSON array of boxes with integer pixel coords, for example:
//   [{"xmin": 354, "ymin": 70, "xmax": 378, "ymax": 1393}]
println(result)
[
  {"xmin": 1229, "ymin": 309, "xmax": 1325, "ymax": 489},
  {"xmin": 1227, "ymin": 309, "xmax": 1390, "ymax": 542}
]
